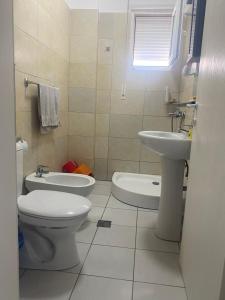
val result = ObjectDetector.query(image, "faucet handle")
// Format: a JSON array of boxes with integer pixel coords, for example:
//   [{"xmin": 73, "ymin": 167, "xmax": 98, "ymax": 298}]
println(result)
[{"xmin": 36, "ymin": 165, "xmax": 49, "ymax": 177}]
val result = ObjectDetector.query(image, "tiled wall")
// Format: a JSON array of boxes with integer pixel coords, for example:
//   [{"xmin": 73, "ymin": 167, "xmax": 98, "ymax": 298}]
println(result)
[
  {"xmin": 14, "ymin": 0, "xmax": 70, "ymax": 175},
  {"xmin": 68, "ymin": 10, "xmax": 180, "ymax": 180}
]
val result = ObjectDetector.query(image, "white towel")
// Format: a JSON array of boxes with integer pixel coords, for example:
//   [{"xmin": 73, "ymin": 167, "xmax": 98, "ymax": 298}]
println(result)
[{"xmin": 38, "ymin": 84, "xmax": 60, "ymax": 132}]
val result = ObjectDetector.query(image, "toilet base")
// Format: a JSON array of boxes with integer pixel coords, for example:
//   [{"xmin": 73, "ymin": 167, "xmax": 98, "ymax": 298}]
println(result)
[{"xmin": 19, "ymin": 224, "xmax": 80, "ymax": 270}]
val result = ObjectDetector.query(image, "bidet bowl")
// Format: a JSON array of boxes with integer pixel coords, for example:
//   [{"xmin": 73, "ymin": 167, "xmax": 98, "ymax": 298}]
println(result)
[
  {"xmin": 138, "ymin": 131, "xmax": 191, "ymax": 160},
  {"xmin": 25, "ymin": 172, "xmax": 95, "ymax": 196}
]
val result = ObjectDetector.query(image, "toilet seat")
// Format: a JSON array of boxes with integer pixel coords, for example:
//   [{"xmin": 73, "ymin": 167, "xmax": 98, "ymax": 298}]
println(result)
[{"xmin": 18, "ymin": 190, "xmax": 91, "ymax": 227}]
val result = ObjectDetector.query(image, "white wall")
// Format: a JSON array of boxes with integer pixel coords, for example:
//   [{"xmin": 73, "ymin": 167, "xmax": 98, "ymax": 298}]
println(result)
[
  {"xmin": 65, "ymin": 0, "xmax": 176, "ymax": 11},
  {"xmin": 0, "ymin": 0, "xmax": 19, "ymax": 299},
  {"xmin": 180, "ymin": 0, "xmax": 225, "ymax": 299}
]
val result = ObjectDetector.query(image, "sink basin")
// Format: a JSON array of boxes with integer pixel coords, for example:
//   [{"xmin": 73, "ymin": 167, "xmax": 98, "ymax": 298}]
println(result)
[
  {"xmin": 138, "ymin": 131, "xmax": 191, "ymax": 160},
  {"xmin": 138, "ymin": 131, "xmax": 192, "ymax": 242}
]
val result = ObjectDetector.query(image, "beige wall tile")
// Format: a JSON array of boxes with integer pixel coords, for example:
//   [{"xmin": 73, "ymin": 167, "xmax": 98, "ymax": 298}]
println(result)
[
  {"xmin": 144, "ymin": 90, "xmax": 174, "ymax": 116},
  {"xmin": 54, "ymin": 136, "xmax": 68, "ymax": 171},
  {"xmin": 68, "ymin": 136, "xmax": 94, "ymax": 160},
  {"xmin": 71, "ymin": 10, "xmax": 98, "ymax": 37},
  {"xmin": 37, "ymin": 44, "xmax": 55, "ymax": 82},
  {"xmin": 94, "ymin": 159, "xmax": 108, "ymax": 180},
  {"xmin": 98, "ymin": 13, "xmax": 114, "ymax": 39},
  {"xmin": 145, "ymin": 70, "xmax": 179, "ymax": 91},
  {"xmin": 16, "ymin": 111, "xmax": 39, "ymax": 148},
  {"xmin": 96, "ymin": 90, "xmax": 111, "ymax": 113},
  {"xmin": 143, "ymin": 116, "xmax": 171, "ymax": 131},
  {"xmin": 52, "ymin": 54, "xmax": 69, "ymax": 85},
  {"xmin": 14, "ymin": 0, "xmax": 38, "ymax": 39},
  {"xmin": 69, "ymin": 63, "xmax": 96, "ymax": 88},
  {"xmin": 69, "ymin": 87, "xmax": 96, "ymax": 113},
  {"xmin": 70, "ymin": 35, "xmax": 97, "ymax": 64},
  {"xmin": 140, "ymin": 162, "xmax": 161, "ymax": 175},
  {"xmin": 14, "ymin": 27, "xmax": 39, "ymax": 76},
  {"xmin": 53, "ymin": 111, "xmax": 68, "ymax": 139},
  {"xmin": 15, "ymin": 71, "xmax": 37, "ymax": 112},
  {"xmin": 96, "ymin": 114, "xmax": 110, "ymax": 137},
  {"xmin": 140, "ymin": 145, "xmax": 160, "ymax": 163},
  {"xmin": 23, "ymin": 146, "xmax": 38, "ymax": 176},
  {"xmin": 113, "ymin": 13, "xmax": 127, "ymax": 40},
  {"xmin": 98, "ymin": 39, "xmax": 114, "ymax": 65},
  {"xmin": 111, "ymin": 90, "xmax": 144, "ymax": 115},
  {"xmin": 69, "ymin": 113, "xmax": 95, "ymax": 136},
  {"xmin": 58, "ymin": 85, "xmax": 69, "ymax": 112},
  {"xmin": 38, "ymin": 4, "xmax": 55, "ymax": 50},
  {"xmin": 111, "ymin": 63, "xmax": 125, "ymax": 91},
  {"xmin": 14, "ymin": 0, "xmax": 70, "ymax": 175},
  {"xmin": 109, "ymin": 114, "xmax": 142, "ymax": 138},
  {"xmin": 126, "ymin": 69, "xmax": 147, "ymax": 90},
  {"xmin": 97, "ymin": 64, "xmax": 112, "ymax": 90},
  {"xmin": 108, "ymin": 160, "xmax": 139, "ymax": 179},
  {"xmin": 109, "ymin": 138, "xmax": 140, "ymax": 161},
  {"xmin": 95, "ymin": 137, "xmax": 109, "ymax": 159}
]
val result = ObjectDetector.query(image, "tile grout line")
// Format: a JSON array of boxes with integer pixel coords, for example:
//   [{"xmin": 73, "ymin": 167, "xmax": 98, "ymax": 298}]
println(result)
[
  {"xmin": 131, "ymin": 205, "xmax": 139, "ymax": 300},
  {"xmin": 68, "ymin": 192, "xmax": 111, "ymax": 300}
]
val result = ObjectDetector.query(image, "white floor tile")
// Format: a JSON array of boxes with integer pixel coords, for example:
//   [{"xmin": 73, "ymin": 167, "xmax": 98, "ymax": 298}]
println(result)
[
  {"xmin": 82, "ymin": 245, "xmax": 134, "ymax": 280},
  {"xmin": 87, "ymin": 207, "xmax": 105, "ymax": 223},
  {"xmin": 93, "ymin": 225, "xmax": 136, "ymax": 248},
  {"xmin": 136, "ymin": 228, "xmax": 179, "ymax": 253},
  {"xmin": 70, "ymin": 275, "xmax": 132, "ymax": 300},
  {"xmin": 88, "ymin": 194, "xmax": 109, "ymax": 207},
  {"xmin": 137, "ymin": 210, "xmax": 158, "ymax": 228},
  {"xmin": 96, "ymin": 180, "xmax": 112, "ymax": 187},
  {"xmin": 133, "ymin": 282, "xmax": 187, "ymax": 300},
  {"xmin": 91, "ymin": 182, "xmax": 111, "ymax": 196},
  {"xmin": 102, "ymin": 208, "xmax": 137, "ymax": 227},
  {"xmin": 134, "ymin": 250, "xmax": 184, "ymax": 287},
  {"xmin": 20, "ymin": 270, "xmax": 77, "ymax": 300},
  {"xmin": 64, "ymin": 243, "xmax": 90, "ymax": 274},
  {"xmin": 76, "ymin": 222, "xmax": 97, "ymax": 244},
  {"xmin": 107, "ymin": 195, "xmax": 137, "ymax": 211}
]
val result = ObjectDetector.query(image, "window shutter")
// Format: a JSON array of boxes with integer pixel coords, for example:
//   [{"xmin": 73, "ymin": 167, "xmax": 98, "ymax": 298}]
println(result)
[{"xmin": 133, "ymin": 13, "xmax": 173, "ymax": 67}]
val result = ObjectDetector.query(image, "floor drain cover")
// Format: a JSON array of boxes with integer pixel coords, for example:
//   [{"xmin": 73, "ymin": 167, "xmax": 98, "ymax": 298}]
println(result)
[
  {"xmin": 152, "ymin": 181, "xmax": 160, "ymax": 186},
  {"xmin": 97, "ymin": 220, "xmax": 112, "ymax": 228}
]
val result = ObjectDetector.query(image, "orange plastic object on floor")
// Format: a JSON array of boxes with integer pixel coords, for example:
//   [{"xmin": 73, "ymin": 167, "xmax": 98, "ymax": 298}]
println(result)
[{"xmin": 73, "ymin": 164, "xmax": 93, "ymax": 176}]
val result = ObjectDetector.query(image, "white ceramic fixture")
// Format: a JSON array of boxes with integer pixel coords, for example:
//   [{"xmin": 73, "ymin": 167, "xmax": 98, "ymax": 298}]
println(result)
[
  {"xmin": 25, "ymin": 172, "xmax": 95, "ymax": 196},
  {"xmin": 112, "ymin": 172, "xmax": 161, "ymax": 209},
  {"xmin": 138, "ymin": 131, "xmax": 191, "ymax": 241},
  {"xmin": 17, "ymin": 142, "xmax": 92, "ymax": 270}
]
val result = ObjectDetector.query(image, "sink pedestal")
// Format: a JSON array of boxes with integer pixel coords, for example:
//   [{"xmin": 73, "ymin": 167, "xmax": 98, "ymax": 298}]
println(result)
[{"xmin": 156, "ymin": 158, "xmax": 185, "ymax": 242}]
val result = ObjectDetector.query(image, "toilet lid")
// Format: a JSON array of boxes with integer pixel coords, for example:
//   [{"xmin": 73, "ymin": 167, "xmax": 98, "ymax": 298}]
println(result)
[{"xmin": 18, "ymin": 190, "xmax": 91, "ymax": 219}]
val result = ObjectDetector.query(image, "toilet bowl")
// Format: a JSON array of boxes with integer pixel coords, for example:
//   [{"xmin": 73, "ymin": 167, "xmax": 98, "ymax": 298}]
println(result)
[
  {"xmin": 16, "ymin": 141, "xmax": 92, "ymax": 270},
  {"xmin": 18, "ymin": 190, "xmax": 91, "ymax": 270}
]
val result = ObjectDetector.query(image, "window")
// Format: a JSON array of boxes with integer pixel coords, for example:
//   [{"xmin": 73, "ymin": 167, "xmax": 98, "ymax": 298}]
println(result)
[{"xmin": 132, "ymin": 3, "xmax": 182, "ymax": 68}]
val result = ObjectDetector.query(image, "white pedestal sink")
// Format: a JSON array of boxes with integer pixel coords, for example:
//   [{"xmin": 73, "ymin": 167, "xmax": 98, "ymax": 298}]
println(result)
[{"xmin": 138, "ymin": 131, "xmax": 191, "ymax": 241}]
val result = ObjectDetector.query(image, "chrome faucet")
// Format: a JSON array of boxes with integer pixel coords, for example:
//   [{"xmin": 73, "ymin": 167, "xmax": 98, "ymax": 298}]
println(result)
[
  {"xmin": 168, "ymin": 110, "xmax": 185, "ymax": 119},
  {"xmin": 36, "ymin": 165, "xmax": 49, "ymax": 178},
  {"xmin": 169, "ymin": 110, "xmax": 186, "ymax": 132}
]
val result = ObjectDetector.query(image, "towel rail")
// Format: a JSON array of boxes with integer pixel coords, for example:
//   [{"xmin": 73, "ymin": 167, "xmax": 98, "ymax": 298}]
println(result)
[{"xmin": 24, "ymin": 77, "xmax": 39, "ymax": 88}]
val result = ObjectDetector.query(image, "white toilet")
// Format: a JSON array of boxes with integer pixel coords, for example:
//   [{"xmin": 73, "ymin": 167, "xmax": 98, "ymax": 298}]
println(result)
[{"xmin": 16, "ymin": 142, "xmax": 92, "ymax": 270}]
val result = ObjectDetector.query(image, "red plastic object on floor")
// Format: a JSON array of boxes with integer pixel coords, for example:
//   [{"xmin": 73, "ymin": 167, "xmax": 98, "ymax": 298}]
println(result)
[{"xmin": 62, "ymin": 161, "xmax": 78, "ymax": 173}]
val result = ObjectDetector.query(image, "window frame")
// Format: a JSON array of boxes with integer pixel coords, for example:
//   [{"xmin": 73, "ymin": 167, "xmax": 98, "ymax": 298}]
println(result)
[{"xmin": 130, "ymin": 6, "xmax": 182, "ymax": 71}]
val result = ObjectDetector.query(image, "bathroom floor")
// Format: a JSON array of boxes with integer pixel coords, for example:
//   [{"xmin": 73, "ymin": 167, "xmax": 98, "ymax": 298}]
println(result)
[{"xmin": 20, "ymin": 181, "xmax": 187, "ymax": 300}]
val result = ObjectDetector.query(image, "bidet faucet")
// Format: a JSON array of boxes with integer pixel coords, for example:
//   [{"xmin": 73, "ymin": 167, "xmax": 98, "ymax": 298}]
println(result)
[{"xmin": 36, "ymin": 165, "xmax": 49, "ymax": 178}]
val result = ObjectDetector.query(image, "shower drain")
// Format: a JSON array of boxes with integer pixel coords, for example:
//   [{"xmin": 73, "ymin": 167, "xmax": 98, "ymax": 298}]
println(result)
[
  {"xmin": 152, "ymin": 181, "xmax": 160, "ymax": 186},
  {"xmin": 97, "ymin": 220, "xmax": 112, "ymax": 228}
]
